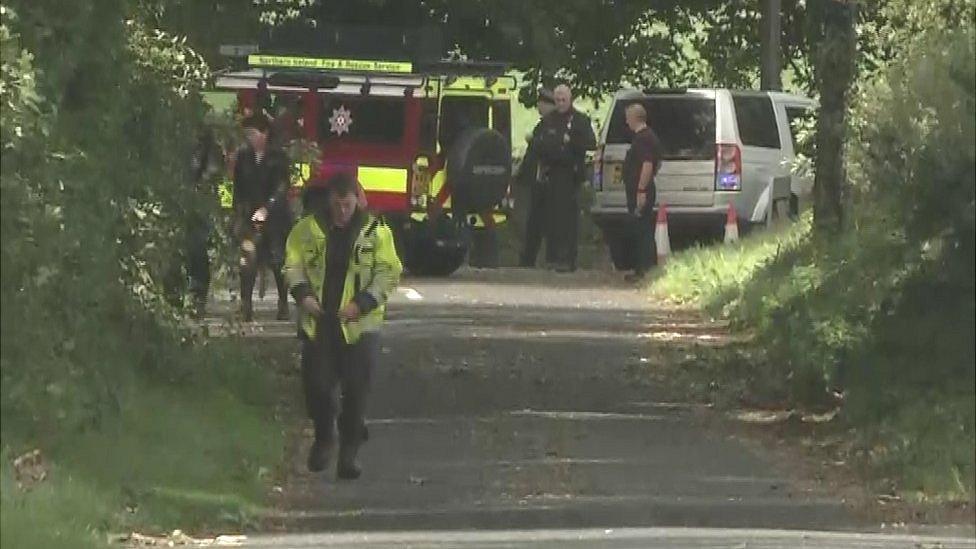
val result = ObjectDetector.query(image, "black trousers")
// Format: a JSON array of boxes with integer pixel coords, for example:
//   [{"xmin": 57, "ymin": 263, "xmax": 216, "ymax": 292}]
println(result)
[
  {"xmin": 238, "ymin": 216, "xmax": 289, "ymax": 308},
  {"xmin": 186, "ymin": 218, "xmax": 211, "ymax": 306},
  {"xmin": 547, "ymin": 177, "xmax": 580, "ymax": 270},
  {"xmin": 633, "ymin": 200, "xmax": 657, "ymax": 275},
  {"xmin": 300, "ymin": 328, "xmax": 377, "ymax": 447},
  {"xmin": 520, "ymin": 183, "xmax": 553, "ymax": 266}
]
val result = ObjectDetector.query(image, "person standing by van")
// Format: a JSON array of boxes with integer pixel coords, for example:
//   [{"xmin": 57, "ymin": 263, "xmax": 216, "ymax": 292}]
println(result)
[
  {"xmin": 622, "ymin": 103, "xmax": 662, "ymax": 282},
  {"xmin": 518, "ymin": 87, "xmax": 557, "ymax": 268},
  {"xmin": 535, "ymin": 84, "xmax": 596, "ymax": 273}
]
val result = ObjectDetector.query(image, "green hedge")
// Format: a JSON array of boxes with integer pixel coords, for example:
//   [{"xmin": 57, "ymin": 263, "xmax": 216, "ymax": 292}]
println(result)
[
  {"xmin": 650, "ymin": 25, "xmax": 974, "ymax": 498},
  {"xmin": 1, "ymin": 4, "xmax": 283, "ymax": 546}
]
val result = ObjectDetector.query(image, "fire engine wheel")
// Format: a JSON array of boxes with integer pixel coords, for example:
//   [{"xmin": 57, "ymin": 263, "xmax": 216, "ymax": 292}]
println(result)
[
  {"xmin": 397, "ymin": 217, "xmax": 469, "ymax": 277},
  {"xmin": 403, "ymin": 242, "xmax": 468, "ymax": 277}
]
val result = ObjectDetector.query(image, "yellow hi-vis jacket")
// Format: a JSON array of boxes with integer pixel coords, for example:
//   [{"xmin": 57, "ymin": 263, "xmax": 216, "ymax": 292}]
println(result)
[{"xmin": 284, "ymin": 211, "xmax": 402, "ymax": 344}]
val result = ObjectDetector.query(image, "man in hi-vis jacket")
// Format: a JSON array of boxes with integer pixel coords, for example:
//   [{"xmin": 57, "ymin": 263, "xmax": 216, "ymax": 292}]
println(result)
[{"xmin": 285, "ymin": 171, "xmax": 402, "ymax": 479}]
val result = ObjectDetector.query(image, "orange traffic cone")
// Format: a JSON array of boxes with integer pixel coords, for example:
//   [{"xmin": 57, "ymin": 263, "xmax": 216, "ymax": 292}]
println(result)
[
  {"xmin": 655, "ymin": 203, "xmax": 671, "ymax": 266},
  {"xmin": 724, "ymin": 203, "xmax": 739, "ymax": 243}
]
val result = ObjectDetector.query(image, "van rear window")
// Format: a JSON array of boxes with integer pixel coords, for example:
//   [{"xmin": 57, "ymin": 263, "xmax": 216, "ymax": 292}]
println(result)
[{"xmin": 605, "ymin": 97, "xmax": 716, "ymax": 160}]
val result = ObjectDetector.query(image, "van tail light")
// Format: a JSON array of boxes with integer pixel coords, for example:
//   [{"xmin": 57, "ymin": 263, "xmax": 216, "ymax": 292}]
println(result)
[
  {"xmin": 592, "ymin": 145, "xmax": 604, "ymax": 190},
  {"xmin": 410, "ymin": 155, "xmax": 431, "ymax": 208},
  {"xmin": 715, "ymin": 143, "xmax": 742, "ymax": 191}
]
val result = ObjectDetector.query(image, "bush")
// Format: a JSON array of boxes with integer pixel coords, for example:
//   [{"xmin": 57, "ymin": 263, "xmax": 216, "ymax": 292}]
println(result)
[
  {"xmin": 0, "ymin": 1, "xmax": 218, "ymax": 431},
  {"xmin": 1, "ymin": 4, "xmax": 283, "ymax": 545},
  {"xmin": 648, "ymin": 26, "xmax": 974, "ymax": 498}
]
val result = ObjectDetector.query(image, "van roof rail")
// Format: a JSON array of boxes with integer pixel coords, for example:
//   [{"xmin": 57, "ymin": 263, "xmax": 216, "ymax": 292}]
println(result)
[{"xmin": 642, "ymin": 87, "xmax": 690, "ymax": 95}]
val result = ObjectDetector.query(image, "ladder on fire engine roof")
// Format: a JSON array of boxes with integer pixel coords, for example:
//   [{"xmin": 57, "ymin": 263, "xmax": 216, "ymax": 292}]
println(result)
[{"xmin": 214, "ymin": 68, "xmax": 428, "ymax": 97}]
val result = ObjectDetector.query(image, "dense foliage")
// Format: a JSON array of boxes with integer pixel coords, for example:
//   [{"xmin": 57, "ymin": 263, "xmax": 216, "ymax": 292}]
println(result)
[
  {"xmin": 651, "ymin": 10, "xmax": 975, "ymax": 496},
  {"xmin": 0, "ymin": 1, "xmax": 222, "ymax": 433},
  {"xmin": 1, "ymin": 5, "xmax": 283, "ymax": 546}
]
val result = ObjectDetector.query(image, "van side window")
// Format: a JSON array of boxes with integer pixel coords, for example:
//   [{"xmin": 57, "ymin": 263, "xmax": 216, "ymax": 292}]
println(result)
[
  {"xmin": 785, "ymin": 106, "xmax": 814, "ymax": 149},
  {"xmin": 732, "ymin": 95, "xmax": 781, "ymax": 149}
]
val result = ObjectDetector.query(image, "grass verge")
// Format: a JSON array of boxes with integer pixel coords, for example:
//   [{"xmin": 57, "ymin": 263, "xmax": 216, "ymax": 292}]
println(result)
[
  {"xmin": 0, "ymin": 338, "xmax": 285, "ymax": 549},
  {"xmin": 648, "ymin": 212, "xmax": 974, "ymax": 502}
]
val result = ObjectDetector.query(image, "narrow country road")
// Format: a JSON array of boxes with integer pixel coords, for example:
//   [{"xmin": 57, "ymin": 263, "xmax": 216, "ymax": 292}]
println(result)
[{"xmin": 205, "ymin": 268, "xmax": 975, "ymax": 549}]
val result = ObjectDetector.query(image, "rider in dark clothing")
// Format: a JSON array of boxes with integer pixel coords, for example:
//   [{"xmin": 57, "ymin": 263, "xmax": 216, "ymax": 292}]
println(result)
[{"xmin": 233, "ymin": 114, "xmax": 293, "ymax": 321}]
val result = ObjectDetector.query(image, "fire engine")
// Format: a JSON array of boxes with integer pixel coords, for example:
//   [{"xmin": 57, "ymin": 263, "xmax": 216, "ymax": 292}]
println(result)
[{"xmin": 216, "ymin": 25, "xmax": 514, "ymax": 275}]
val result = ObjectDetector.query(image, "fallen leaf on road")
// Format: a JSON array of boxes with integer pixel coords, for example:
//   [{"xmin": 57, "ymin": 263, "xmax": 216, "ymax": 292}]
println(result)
[
  {"xmin": 399, "ymin": 288, "xmax": 424, "ymax": 301},
  {"xmin": 877, "ymin": 493, "xmax": 902, "ymax": 504},
  {"xmin": 116, "ymin": 530, "xmax": 247, "ymax": 546},
  {"xmin": 12, "ymin": 449, "xmax": 47, "ymax": 491},
  {"xmin": 730, "ymin": 409, "xmax": 796, "ymax": 424},
  {"xmin": 800, "ymin": 409, "xmax": 839, "ymax": 423}
]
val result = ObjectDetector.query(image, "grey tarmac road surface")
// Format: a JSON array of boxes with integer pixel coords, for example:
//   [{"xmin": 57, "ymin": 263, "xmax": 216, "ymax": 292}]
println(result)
[{"xmin": 206, "ymin": 268, "xmax": 975, "ymax": 548}]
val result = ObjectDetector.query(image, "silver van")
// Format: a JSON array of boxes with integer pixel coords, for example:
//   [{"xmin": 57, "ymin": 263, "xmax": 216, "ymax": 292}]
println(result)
[{"xmin": 590, "ymin": 88, "xmax": 816, "ymax": 270}]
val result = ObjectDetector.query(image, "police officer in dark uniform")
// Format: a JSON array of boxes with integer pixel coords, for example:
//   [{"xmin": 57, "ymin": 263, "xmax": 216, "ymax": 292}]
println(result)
[
  {"xmin": 534, "ymin": 84, "xmax": 597, "ymax": 272},
  {"xmin": 163, "ymin": 123, "xmax": 221, "ymax": 316},
  {"xmin": 186, "ymin": 125, "xmax": 221, "ymax": 316},
  {"xmin": 233, "ymin": 114, "xmax": 293, "ymax": 321},
  {"xmin": 518, "ymin": 88, "xmax": 557, "ymax": 268}
]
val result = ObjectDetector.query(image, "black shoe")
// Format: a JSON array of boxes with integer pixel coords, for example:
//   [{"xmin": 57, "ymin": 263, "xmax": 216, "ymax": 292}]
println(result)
[
  {"xmin": 307, "ymin": 439, "xmax": 331, "ymax": 473},
  {"xmin": 337, "ymin": 446, "xmax": 361, "ymax": 480},
  {"xmin": 276, "ymin": 301, "xmax": 289, "ymax": 321}
]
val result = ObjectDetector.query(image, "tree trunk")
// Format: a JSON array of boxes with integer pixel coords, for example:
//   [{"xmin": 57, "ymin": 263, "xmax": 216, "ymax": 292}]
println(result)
[
  {"xmin": 760, "ymin": 0, "xmax": 783, "ymax": 91},
  {"xmin": 812, "ymin": 0, "xmax": 857, "ymax": 235}
]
